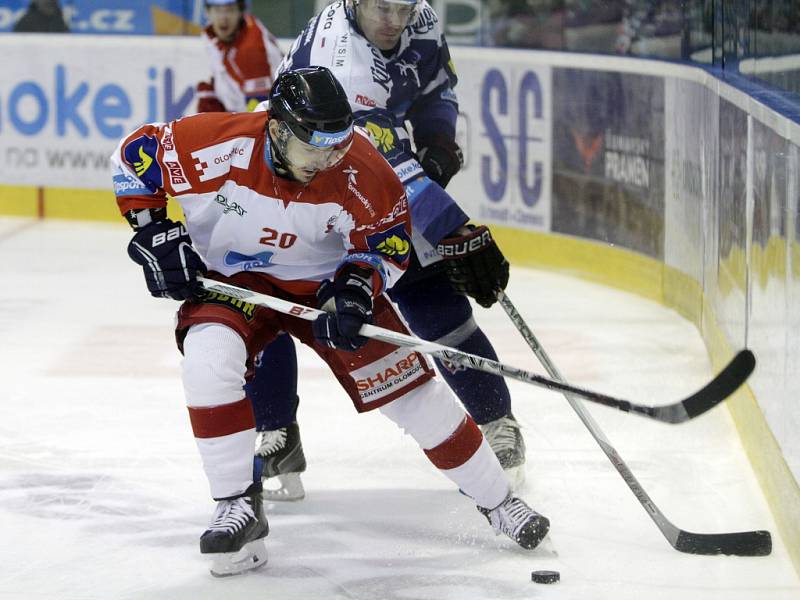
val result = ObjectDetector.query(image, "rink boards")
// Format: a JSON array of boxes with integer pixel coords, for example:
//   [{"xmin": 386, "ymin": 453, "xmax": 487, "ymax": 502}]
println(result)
[{"xmin": 0, "ymin": 35, "xmax": 798, "ymax": 572}]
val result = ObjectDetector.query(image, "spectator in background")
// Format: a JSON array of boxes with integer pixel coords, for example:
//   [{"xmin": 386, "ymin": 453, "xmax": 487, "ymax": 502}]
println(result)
[
  {"xmin": 615, "ymin": 0, "xmax": 683, "ymax": 57},
  {"xmin": 196, "ymin": 0, "xmax": 283, "ymax": 113},
  {"xmin": 486, "ymin": 0, "xmax": 565, "ymax": 49},
  {"xmin": 13, "ymin": 0, "xmax": 69, "ymax": 33}
]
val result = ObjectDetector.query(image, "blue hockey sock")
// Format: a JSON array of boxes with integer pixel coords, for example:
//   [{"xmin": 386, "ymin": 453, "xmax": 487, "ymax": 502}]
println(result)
[
  {"xmin": 391, "ymin": 271, "xmax": 511, "ymax": 425},
  {"xmin": 245, "ymin": 333, "xmax": 299, "ymax": 431},
  {"xmin": 433, "ymin": 327, "xmax": 511, "ymax": 424}
]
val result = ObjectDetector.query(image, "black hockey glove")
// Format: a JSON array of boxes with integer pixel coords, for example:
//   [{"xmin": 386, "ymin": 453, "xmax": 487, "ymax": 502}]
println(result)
[
  {"xmin": 312, "ymin": 264, "xmax": 374, "ymax": 352},
  {"xmin": 416, "ymin": 133, "xmax": 463, "ymax": 189},
  {"xmin": 436, "ymin": 225, "xmax": 509, "ymax": 308},
  {"xmin": 127, "ymin": 219, "xmax": 207, "ymax": 300}
]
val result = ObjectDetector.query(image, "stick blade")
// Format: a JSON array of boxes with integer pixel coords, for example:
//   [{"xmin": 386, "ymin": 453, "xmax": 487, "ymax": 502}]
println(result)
[
  {"xmin": 680, "ymin": 349, "xmax": 756, "ymax": 420},
  {"xmin": 674, "ymin": 528, "xmax": 772, "ymax": 556}
]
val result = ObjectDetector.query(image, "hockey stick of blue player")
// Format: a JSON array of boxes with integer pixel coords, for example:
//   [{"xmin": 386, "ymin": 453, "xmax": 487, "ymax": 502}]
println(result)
[
  {"xmin": 197, "ymin": 277, "xmax": 754, "ymax": 426},
  {"xmin": 495, "ymin": 290, "xmax": 771, "ymax": 557}
]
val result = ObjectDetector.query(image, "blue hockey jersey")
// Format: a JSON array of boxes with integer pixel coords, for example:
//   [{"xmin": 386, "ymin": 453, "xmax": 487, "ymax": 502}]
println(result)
[{"xmin": 279, "ymin": 0, "xmax": 468, "ymax": 265}]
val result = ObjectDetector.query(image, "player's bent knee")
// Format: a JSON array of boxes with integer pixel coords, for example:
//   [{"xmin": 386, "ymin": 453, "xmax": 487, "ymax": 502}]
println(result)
[
  {"xmin": 182, "ymin": 323, "xmax": 248, "ymax": 408},
  {"xmin": 379, "ymin": 379, "xmax": 466, "ymax": 449}
]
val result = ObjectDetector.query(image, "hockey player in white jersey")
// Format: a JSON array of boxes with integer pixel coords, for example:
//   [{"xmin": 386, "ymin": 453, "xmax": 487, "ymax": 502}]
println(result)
[
  {"xmin": 248, "ymin": 0, "xmax": 528, "ymax": 502},
  {"xmin": 112, "ymin": 66, "xmax": 549, "ymax": 576}
]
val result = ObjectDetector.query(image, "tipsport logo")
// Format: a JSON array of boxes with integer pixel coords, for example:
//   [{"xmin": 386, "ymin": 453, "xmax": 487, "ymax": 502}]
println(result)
[
  {"xmin": 309, "ymin": 125, "xmax": 353, "ymax": 148},
  {"xmin": 112, "ymin": 172, "xmax": 148, "ymax": 196}
]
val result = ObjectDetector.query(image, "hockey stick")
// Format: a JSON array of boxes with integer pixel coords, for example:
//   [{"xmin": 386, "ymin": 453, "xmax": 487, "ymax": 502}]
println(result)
[
  {"xmin": 496, "ymin": 290, "xmax": 772, "ymax": 556},
  {"xmin": 198, "ymin": 277, "xmax": 753, "ymax": 425}
]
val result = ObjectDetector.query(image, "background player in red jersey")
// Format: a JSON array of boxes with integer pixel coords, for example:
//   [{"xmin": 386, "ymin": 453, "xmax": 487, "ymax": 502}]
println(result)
[{"xmin": 196, "ymin": 0, "xmax": 283, "ymax": 113}]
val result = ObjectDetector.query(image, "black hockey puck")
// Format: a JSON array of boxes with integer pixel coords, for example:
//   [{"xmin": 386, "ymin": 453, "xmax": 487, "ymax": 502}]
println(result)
[{"xmin": 531, "ymin": 570, "xmax": 560, "ymax": 584}]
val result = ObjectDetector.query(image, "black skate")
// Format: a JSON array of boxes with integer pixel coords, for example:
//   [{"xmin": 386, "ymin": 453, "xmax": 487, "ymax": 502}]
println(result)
[
  {"xmin": 200, "ymin": 484, "xmax": 269, "ymax": 577},
  {"xmin": 480, "ymin": 415, "xmax": 526, "ymax": 489},
  {"xmin": 256, "ymin": 421, "xmax": 307, "ymax": 501},
  {"xmin": 478, "ymin": 493, "xmax": 549, "ymax": 550}
]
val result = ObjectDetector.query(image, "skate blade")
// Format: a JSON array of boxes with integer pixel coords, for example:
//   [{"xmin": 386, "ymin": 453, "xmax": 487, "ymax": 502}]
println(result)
[
  {"xmin": 209, "ymin": 540, "xmax": 268, "ymax": 577},
  {"xmin": 504, "ymin": 464, "xmax": 526, "ymax": 492},
  {"xmin": 262, "ymin": 473, "xmax": 305, "ymax": 502},
  {"xmin": 517, "ymin": 515, "xmax": 550, "ymax": 550}
]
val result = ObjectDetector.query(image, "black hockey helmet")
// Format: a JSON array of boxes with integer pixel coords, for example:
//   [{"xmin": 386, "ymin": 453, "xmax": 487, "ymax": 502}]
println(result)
[{"xmin": 269, "ymin": 67, "xmax": 353, "ymax": 150}]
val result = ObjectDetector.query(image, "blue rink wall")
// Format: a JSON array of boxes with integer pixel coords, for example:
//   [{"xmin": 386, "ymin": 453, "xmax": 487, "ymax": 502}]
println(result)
[{"xmin": 0, "ymin": 36, "xmax": 798, "ymax": 573}]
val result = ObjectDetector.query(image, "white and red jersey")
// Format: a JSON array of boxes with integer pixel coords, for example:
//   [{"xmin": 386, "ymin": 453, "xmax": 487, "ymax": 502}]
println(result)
[
  {"xmin": 111, "ymin": 111, "xmax": 411, "ymax": 296},
  {"xmin": 198, "ymin": 15, "xmax": 283, "ymax": 113}
]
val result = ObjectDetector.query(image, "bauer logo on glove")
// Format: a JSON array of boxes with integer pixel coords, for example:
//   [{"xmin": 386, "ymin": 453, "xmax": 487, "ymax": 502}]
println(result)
[
  {"xmin": 436, "ymin": 224, "xmax": 510, "ymax": 309},
  {"xmin": 437, "ymin": 226, "xmax": 493, "ymax": 258},
  {"xmin": 127, "ymin": 218, "xmax": 208, "ymax": 301}
]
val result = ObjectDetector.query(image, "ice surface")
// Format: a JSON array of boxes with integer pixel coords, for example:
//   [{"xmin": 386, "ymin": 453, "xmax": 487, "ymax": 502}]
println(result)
[{"xmin": 0, "ymin": 218, "xmax": 797, "ymax": 599}]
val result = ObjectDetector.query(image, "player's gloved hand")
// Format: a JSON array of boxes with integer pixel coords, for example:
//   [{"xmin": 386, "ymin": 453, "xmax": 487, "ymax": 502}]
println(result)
[
  {"xmin": 436, "ymin": 224, "xmax": 509, "ymax": 308},
  {"xmin": 415, "ymin": 133, "xmax": 463, "ymax": 189},
  {"xmin": 312, "ymin": 264, "xmax": 374, "ymax": 351},
  {"xmin": 127, "ymin": 219, "xmax": 207, "ymax": 300},
  {"xmin": 196, "ymin": 80, "xmax": 226, "ymax": 113}
]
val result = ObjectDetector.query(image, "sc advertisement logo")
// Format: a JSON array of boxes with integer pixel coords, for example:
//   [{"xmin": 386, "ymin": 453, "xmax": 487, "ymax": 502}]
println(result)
[{"xmin": 480, "ymin": 68, "xmax": 546, "ymax": 209}]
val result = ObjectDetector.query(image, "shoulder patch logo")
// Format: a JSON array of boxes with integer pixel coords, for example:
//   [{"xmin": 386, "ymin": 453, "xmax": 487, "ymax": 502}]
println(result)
[
  {"xmin": 134, "ymin": 146, "xmax": 153, "ymax": 177},
  {"xmin": 123, "ymin": 134, "xmax": 162, "ymax": 191},
  {"xmin": 366, "ymin": 223, "xmax": 411, "ymax": 264},
  {"xmin": 364, "ymin": 122, "xmax": 395, "ymax": 153}
]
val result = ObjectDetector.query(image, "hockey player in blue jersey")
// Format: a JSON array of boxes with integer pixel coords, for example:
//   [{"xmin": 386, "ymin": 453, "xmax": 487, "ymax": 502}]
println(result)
[{"xmin": 250, "ymin": 0, "xmax": 526, "ymax": 501}]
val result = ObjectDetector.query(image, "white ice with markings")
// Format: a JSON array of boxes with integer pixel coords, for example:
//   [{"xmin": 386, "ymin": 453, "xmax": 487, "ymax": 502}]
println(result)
[{"xmin": 0, "ymin": 218, "xmax": 797, "ymax": 600}]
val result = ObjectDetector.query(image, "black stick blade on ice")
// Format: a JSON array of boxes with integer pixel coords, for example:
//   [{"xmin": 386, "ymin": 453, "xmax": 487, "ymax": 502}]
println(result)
[
  {"xmin": 674, "ymin": 528, "xmax": 772, "ymax": 556},
  {"xmin": 648, "ymin": 349, "xmax": 756, "ymax": 424}
]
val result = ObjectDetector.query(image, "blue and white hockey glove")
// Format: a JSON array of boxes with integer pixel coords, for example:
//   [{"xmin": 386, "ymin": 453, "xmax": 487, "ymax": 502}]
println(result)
[
  {"xmin": 312, "ymin": 265, "xmax": 374, "ymax": 352},
  {"xmin": 127, "ymin": 219, "xmax": 207, "ymax": 300}
]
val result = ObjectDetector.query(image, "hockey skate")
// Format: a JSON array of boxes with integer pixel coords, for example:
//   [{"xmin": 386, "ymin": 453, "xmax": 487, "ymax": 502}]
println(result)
[
  {"xmin": 256, "ymin": 421, "xmax": 307, "ymax": 501},
  {"xmin": 480, "ymin": 415, "xmax": 526, "ymax": 489},
  {"xmin": 200, "ymin": 484, "xmax": 269, "ymax": 577},
  {"xmin": 478, "ymin": 493, "xmax": 550, "ymax": 550}
]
